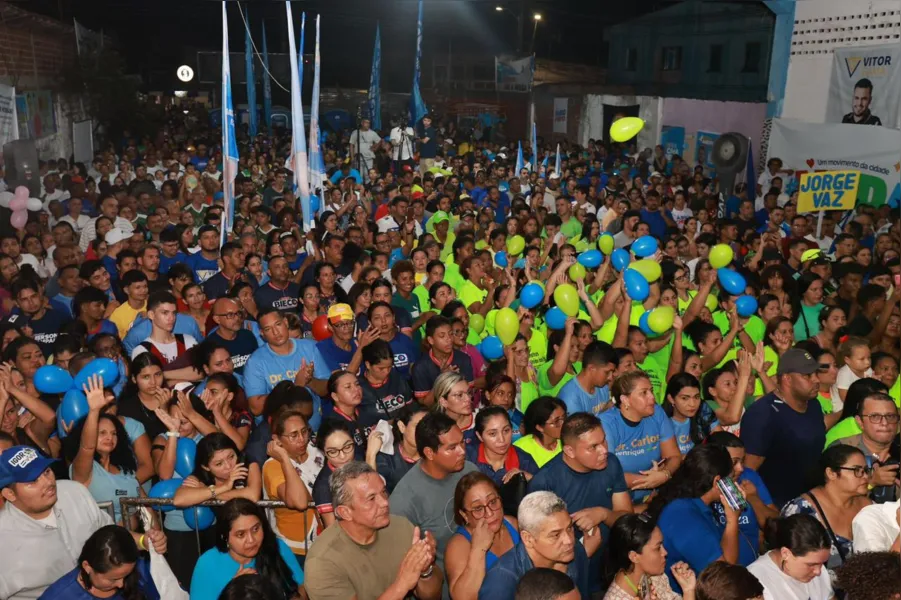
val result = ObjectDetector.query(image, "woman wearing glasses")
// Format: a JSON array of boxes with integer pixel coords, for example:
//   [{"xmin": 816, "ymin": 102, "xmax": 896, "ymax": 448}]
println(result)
[
  {"xmin": 445, "ymin": 472, "xmax": 520, "ymax": 600},
  {"xmin": 434, "ymin": 371, "xmax": 477, "ymax": 434},
  {"xmin": 311, "ymin": 419, "xmax": 362, "ymax": 528},
  {"xmin": 781, "ymin": 445, "xmax": 872, "ymax": 574},
  {"xmin": 262, "ymin": 408, "xmax": 324, "ymax": 568},
  {"xmin": 514, "ymin": 396, "xmax": 566, "ymax": 467}
]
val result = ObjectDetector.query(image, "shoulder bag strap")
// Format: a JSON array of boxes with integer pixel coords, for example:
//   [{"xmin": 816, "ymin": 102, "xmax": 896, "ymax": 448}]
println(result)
[{"xmin": 804, "ymin": 491, "xmax": 848, "ymax": 562}]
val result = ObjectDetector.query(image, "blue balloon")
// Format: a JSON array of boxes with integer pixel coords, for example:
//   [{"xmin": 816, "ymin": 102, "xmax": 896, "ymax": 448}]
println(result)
[
  {"xmin": 310, "ymin": 195, "xmax": 321, "ymax": 213},
  {"xmin": 717, "ymin": 268, "xmax": 747, "ymax": 296},
  {"xmin": 34, "ymin": 365, "xmax": 74, "ymax": 394},
  {"xmin": 638, "ymin": 311, "xmax": 654, "ymax": 336},
  {"xmin": 59, "ymin": 389, "xmax": 88, "ymax": 429},
  {"xmin": 520, "ymin": 283, "xmax": 544, "ymax": 309},
  {"xmin": 546, "ymin": 307, "xmax": 568, "ymax": 330},
  {"xmin": 73, "ymin": 358, "xmax": 120, "ymax": 390},
  {"xmin": 495, "ymin": 251, "xmax": 508, "ymax": 268},
  {"xmin": 149, "ymin": 478, "xmax": 183, "ymax": 513},
  {"xmin": 175, "ymin": 438, "xmax": 197, "ymax": 479},
  {"xmin": 611, "ymin": 249, "xmax": 631, "ymax": 272},
  {"xmin": 578, "ymin": 249, "xmax": 602, "ymax": 268},
  {"xmin": 623, "ymin": 269, "xmax": 650, "ymax": 302},
  {"xmin": 183, "ymin": 506, "xmax": 216, "ymax": 530},
  {"xmin": 735, "ymin": 295, "xmax": 758, "ymax": 318},
  {"xmin": 480, "ymin": 336, "xmax": 504, "ymax": 360},
  {"xmin": 631, "ymin": 235, "xmax": 659, "ymax": 258}
]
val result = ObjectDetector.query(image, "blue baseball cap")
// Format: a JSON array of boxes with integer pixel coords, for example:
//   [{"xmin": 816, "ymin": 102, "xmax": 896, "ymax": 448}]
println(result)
[{"xmin": 0, "ymin": 446, "xmax": 57, "ymax": 488}]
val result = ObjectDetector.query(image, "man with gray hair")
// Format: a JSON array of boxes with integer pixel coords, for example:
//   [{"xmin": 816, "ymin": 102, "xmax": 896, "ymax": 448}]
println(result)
[
  {"xmin": 304, "ymin": 461, "xmax": 444, "ymax": 600},
  {"xmin": 478, "ymin": 491, "xmax": 599, "ymax": 600}
]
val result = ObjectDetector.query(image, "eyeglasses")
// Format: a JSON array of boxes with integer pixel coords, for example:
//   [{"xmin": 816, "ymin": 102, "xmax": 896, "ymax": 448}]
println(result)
[
  {"xmin": 835, "ymin": 465, "xmax": 872, "ymax": 478},
  {"xmin": 860, "ymin": 413, "xmax": 901, "ymax": 424},
  {"xmin": 215, "ymin": 311, "xmax": 241, "ymax": 320},
  {"xmin": 544, "ymin": 416, "xmax": 565, "ymax": 427},
  {"xmin": 281, "ymin": 428, "xmax": 311, "ymax": 442},
  {"xmin": 325, "ymin": 441, "xmax": 356, "ymax": 459},
  {"xmin": 466, "ymin": 496, "xmax": 502, "ymax": 519}
]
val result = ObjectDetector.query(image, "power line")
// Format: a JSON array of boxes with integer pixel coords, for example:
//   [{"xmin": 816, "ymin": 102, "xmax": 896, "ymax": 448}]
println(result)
[{"xmin": 235, "ymin": 0, "xmax": 290, "ymax": 93}]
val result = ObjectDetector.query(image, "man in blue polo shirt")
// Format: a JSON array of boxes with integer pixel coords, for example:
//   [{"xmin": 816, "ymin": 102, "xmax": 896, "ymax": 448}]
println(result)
[
  {"xmin": 243, "ymin": 308, "xmax": 330, "ymax": 429},
  {"xmin": 478, "ymin": 491, "xmax": 599, "ymax": 600},
  {"xmin": 640, "ymin": 190, "xmax": 674, "ymax": 240},
  {"xmin": 558, "ymin": 341, "xmax": 616, "ymax": 416},
  {"xmin": 529, "ymin": 413, "xmax": 632, "ymax": 595}
]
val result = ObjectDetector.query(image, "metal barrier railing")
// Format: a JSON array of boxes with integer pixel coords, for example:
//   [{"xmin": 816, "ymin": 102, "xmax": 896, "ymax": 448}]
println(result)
[{"xmin": 119, "ymin": 497, "xmax": 317, "ymax": 556}]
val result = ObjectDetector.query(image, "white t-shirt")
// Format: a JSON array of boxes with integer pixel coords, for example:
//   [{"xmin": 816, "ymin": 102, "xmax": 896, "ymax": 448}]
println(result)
[
  {"xmin": 835, "ymin": 365, "xmax": 873, "ymax": 392},
  {"xmin": 852, "ymin": 500, "xmax": 900, "ymax": 552},
  {"xmin": 389, "ymin": 127, "xmax": 415, "ymax": 161},
  {"xmin": 131, "ymin": 335, "xmax": 198, "ymax": 362},
  {"xmin": 671, "ymin": 206, "xmax": 693, "ymax": 230},
  {"xmin": 747, "ymin": 553, "xmax": 834, "ymax": 600},
  {"xmin": 351, "ymin": 129, "xmax": 382, "ymax": 159}
]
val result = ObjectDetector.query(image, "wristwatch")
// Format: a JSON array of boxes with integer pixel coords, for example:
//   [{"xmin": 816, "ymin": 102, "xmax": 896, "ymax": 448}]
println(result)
[
  {"xmin": 209, "ymin": 485, "xmax": 217, "ymax": 499},
  {"xmin": 165, "ymin": 431, "xmax": 180, "ymax": 439},
  {"xmin": 419, "ymin": 565, "xmax": 434, "ymax": 579}
]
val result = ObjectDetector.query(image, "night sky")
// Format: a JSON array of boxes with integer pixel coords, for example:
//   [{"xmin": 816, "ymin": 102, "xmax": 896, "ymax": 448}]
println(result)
[{"xmin": 22, "ymin": 0, "xmax": 668, "ymax": 90}]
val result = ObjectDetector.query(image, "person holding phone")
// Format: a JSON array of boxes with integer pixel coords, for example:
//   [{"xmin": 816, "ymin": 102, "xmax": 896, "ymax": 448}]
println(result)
[{"xmin": 173, "ymin": 432, "xmax": 261, "ymax": 509}]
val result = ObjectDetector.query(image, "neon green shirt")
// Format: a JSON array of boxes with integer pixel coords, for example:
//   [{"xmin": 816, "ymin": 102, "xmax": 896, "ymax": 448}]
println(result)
[
  {"xmin": 638, "ymin": 355, "xmax": 667, "ymax": 405},
  {"xmin": 458, "ymin": 280, "xmax": 488, "ymax": 313},
  {"xmin": 514, "ymin": 435, "xmax": 562, "ymax": 468},
  {"xmin": 538, "ymin": 360, "xmax": 582, "ymax": 397}
]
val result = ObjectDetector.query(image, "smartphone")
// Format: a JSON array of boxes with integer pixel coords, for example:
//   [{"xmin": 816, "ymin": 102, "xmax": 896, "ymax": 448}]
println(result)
[
  {"xmin": 716, "ymin": 477, "xmax": 748, "ymax": 512},
  {"xmin": 234, "ymin": 453, "xmax": 248, "ymax": 489}
]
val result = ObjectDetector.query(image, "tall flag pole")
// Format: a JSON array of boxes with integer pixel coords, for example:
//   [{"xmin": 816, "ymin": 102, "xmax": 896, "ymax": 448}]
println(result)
[
  {"xmin": 515, "ymin": 142, "xmax": 524, "ymax": 176},
  {"xmin": 220, "ymin": 1, "xmax": 239, "ymax": 248},
  {"xmin": 298, "ymin": 12, "xmax": 305, "ymax": 84},
  {"xmin": 244, "ymin": 8, "xmax": 257, "ymax": 137},
  {"xmin": 286, "ymin": 2, "xmax": 311, "ymax": 229},
  {"xmin": 530, "ymin": 118, "xmax": 538, "ymax": 172},
  {"xmin": 409, "ymin": 0, "xmax": 427, "ymax": 126},
  {"xmin": 261, "ymin": 20, "xmax": 272, "ymax": 131},
  {"xmin": 308, "ymin": 15, "xmax": 325, "ymax": 202},
  {"xmin": 554, "ymin": 143, "xmax": 561, "ymax": 177},
  {"xmin": 368, "ymin": 23, "xmax": 382, "ymax": 131}
]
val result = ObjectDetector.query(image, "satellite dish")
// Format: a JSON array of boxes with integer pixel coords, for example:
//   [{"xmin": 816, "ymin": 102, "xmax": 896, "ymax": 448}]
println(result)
[{"xmin": 711, "ymin": 133, "xmax": 749, "ymax": 199}]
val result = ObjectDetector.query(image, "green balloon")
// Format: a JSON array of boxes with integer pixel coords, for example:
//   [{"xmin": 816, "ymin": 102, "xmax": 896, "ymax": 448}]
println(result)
[
  {"xmin": 507, "ymin": 235, "xmax": 526, "ymax": 256},
  {"xmin": 598, "ymin": 234, "xmax": 615, "ymax": 255},
  {"xmin": 553, "ymin": 284, "xmax": 580, "ymax": 317},
  {"xmin": 568, "ymin": 263, "xmax": 587, "ymax": 281},
  {"xmin": 630, "ymin": 259, "xmax": 662, "ymax": 283},
  {"xmin": 495, "ymin": 307, "xmax": 520, "ymax": 345},
  {"xmin": 708, "ymin": 244, "xmax": 734, "ymax": 269},
  {"xmin": 648, "ymin": 306, "xmax": 675, "ymax": 334},
  {"xmin": 470, "ymin": 313, "xmax": 485, "ymax": 335}
]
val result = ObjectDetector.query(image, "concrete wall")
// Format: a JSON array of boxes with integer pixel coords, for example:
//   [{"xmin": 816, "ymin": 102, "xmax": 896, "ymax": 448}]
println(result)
[
  {"xmin": 660, "ymin": 97, "xmax": 767, "ymax": 158},
  {"xmin": 782, "ymin": 0, "xmax": 901, "ymax": 123}
]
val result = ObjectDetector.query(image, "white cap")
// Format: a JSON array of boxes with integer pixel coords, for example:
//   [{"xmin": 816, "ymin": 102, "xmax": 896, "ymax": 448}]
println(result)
[
  {"xmin": 548, "ymin": 172, "xmax": 560, "ymax": 180},
  {"xmin": 104, "ymin": 228, "xmax": 130, "ymax": 246}
]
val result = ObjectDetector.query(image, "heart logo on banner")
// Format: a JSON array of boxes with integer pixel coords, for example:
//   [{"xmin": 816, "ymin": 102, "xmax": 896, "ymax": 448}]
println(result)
[{"xmin": 806, "ymin": 158, "xmax": 816, "ymax": 169}]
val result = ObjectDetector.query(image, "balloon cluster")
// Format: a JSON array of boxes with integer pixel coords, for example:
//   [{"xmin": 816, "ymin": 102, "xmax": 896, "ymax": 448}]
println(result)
[
  {"xmin": 149, "ymin": 471, "xmax": 215, "ymax": 530},
  {"xmin": 0, "ymin": 187, "xmax": 42, "ymax": 230},
  {"xmin": 33, "ymin": 358, "xmax": 120, "ymax": 436}
]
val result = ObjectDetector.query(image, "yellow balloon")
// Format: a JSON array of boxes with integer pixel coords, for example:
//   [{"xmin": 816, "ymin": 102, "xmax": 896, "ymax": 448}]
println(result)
[
  {"xmin": 629, "ymin": 259, "xmax": 662, "ymax": 283},
  {"xmin": 495, "ymin": 307, "xmax": 520, "ymax": 345},
  {"xmin": 648, "ymin": 306, "xmax": 675, "ymax": 334},
  {"xmin": 507, "ymin": 235, "xmax": 525, "ymax": 256},
  {"xmin": 708, "ymin": 244, "xmax": 734, "ymax": 269},
  {"xmin": 553, "ymin": 284, "xmax": 580, "ymax": 317},
  {"xmin": 470, "ymin": 313, "xmax": 485, "ymax": 335},
  {"xmin": 569, "ymin": 263, "xmax": 587, "ymax": 281},
  {"xmin": 598, "ymin": 233, "xmax": 614, "ymax": 255},
  {"xmin": 609, "ymin": 117, "xmax": 645, "ymax": 143},
  {"xmin": 705, "ymin": 294, "xmax": 718, "ymax": 312}
]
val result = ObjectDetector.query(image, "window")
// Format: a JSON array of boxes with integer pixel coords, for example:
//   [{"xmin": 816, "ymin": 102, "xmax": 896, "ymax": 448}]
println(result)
[
  {"xmin": 661, "ymin": 46, "xmax": 682, "ymax": 71},
  {"xmin": 625, "ymin": 48, "xmax": 637, "ymax": 71},
  {"xmin": 742, "ymin": 42, "xmax": 761, "ymax": 72},
  {"xmin": 708, "ymin": 44, "xmax": 723, "ymax": 72}
]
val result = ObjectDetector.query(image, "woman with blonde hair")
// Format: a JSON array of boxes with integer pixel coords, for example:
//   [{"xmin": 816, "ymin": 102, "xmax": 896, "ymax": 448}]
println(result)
[{"xmin": 433, "ymin": 371, "xmax": 476, "ymax": 434}]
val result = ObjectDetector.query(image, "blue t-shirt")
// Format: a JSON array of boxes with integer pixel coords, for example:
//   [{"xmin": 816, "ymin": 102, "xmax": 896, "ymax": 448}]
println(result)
[
  {"xmin": 122, "ymin": 313, "xmax": 202, "ymax": 355},
  {"xmin": 39, "ymin": 566, "xmax": 154, "ymax": 600},
  {"xmin": 640, "ymin": 208, "xmax": 671, "ymax": 240},
  {"xmin": 52, "ymin": 294, "xmax": 75, "ymax": 317},
  {"xmin": 190, "ymin": 538, "xmax": 303, "ymax": 600},
  {"xmin": 29, "ymin": 307, "xmax": 72, "ymax": 357},
  {"xmin": 316, "ymin": 337, "xmax": 358, "ymax": 373},
  {"xmin": 658, "ymin": 498, "xmax": 725, "ymax": 593},
  {"xmin": 739, "ymin": 392, "xmax": 825, "ymax": 507},
  {"xmin": 253, "ymin": 281, "xmax": 301, "ymax": 313},
  {"xmin": 243, "ymin": 339, "xmax": 330, "ymax": 430},
  {"xmin": 558, "ymin": 378, "xmax": 610, "ymax": 416},
  {"xmin": 203, "ymin": 329, "xmax": 259, "ymax": 374},
  {"xmin": 671, "ymin": 403, "xmax": 719, "ymax": 455},
  {"xmin": 528, "ymin": 453, "xmax": 628, "ymax": 593},
  {"xmin": 386, "ymin": 332, "xmax": 419, "ymax": 379},
  {"xmin": 159, "ymin": 251, "xmax": 186, "ymax": 274},
  {"xmin": 710, "ymin": 468, "xmax": 771, "ymax": 566},
  {"xmin": 599, "ymin": 405, "xmax": 675, "ymax": 502},
  {"xmin": 185, "ymin": 252, "xmax": 220, "ymax": 283}
]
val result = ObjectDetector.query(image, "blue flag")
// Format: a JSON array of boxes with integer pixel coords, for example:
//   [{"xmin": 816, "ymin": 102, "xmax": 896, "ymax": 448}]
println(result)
[
  {"xmin": 541, "ymin": 154, "xmax": 548, "ymax": 173},
  {"xmin": 261, "ymin": 20, "xmax": 272, "ymax": 131},
  {"xmin": 368, "ymin": 24, "xmax": 382, "ymax": 131},
  {"xmin": 286, "ymin": 2, "xmax": 311, "ymax": 229},
  {"xmin": 554, "ymin": 143, "xmax": 561, "ymax": 177},
  {"xmin": 409, "ymin": 0, "xmax": 427, "ymax": 126},
  {"xmin": 243, "ymin": 8, "xmax": 257, "ymax": 137},
  {"xmin": 221, "ymin": 1, "xmax": 239, "ymax": 247},
  {"xmin": 515, "ymin": 142, "xmax": 524, "ymax": 176},
  {"xmin": 309, "ymin": 15, "xmax": 325, "ymax": 199},
  {"xmin": 298, "ymin": 12, "xmax": 305, "ymax": 84}
]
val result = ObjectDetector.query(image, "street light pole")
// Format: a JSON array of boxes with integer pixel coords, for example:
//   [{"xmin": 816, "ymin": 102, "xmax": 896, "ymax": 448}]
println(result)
[
  {"xmin": 497, "ymin": 3, "xmax": 525, "ymax": 54},
  {"xmin": 529, "ymin": 13, "xmax": 541, "ymax": 55}
]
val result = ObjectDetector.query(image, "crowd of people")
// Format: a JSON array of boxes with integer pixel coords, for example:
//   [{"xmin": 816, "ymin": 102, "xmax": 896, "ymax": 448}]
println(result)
[{"xmin": 0, "ymin": 105, "xmax": 898, "ymax": 600}]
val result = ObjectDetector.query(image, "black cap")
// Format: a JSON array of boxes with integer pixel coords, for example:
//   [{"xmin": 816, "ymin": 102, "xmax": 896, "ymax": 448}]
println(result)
[{"xmin": 776, "ymin": 348, "xmax": 818, "ymax": 376}]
